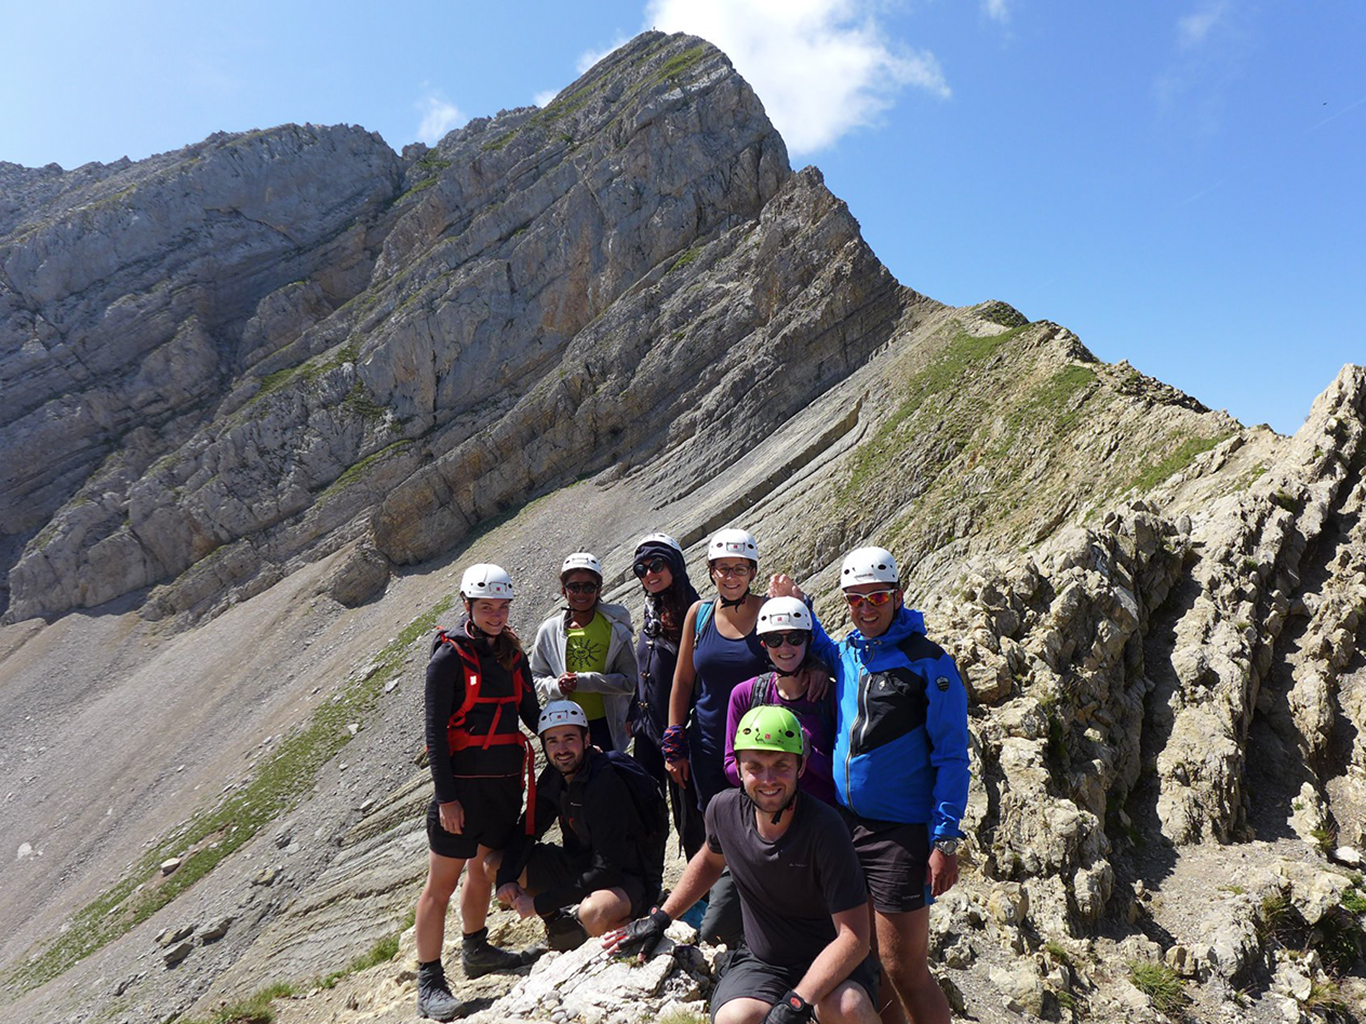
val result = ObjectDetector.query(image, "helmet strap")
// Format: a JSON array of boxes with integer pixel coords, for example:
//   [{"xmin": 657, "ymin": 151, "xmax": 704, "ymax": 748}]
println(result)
[{"xmin": 771, "ymin": 787, "xmax": 800, "ymax": 825}]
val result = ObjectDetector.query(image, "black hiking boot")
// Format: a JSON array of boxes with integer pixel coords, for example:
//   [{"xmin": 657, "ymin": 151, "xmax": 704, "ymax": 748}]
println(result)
[
  {"xmin": 460, "ymin": 927, "xmax": 528, "ymax": 978},
  {"xmin": 543, "ymin": 907, "xmax": 589, "ymax": 951},
  {"xmin": 417, "ymin": 960, "xmax": 467, "ymax": 1021}
]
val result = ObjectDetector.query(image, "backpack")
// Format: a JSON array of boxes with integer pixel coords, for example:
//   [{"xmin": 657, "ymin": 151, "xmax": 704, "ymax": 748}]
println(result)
[{"xmin": 589, "ymin": 749, "xmax": 668, "ymax": 841}]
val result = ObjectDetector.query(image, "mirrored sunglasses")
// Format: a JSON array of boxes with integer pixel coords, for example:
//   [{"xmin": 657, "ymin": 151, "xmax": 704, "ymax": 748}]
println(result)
[
  {"xmin": 844, "ymin": 589, "xmax": 895, "ymax": 609},
  {"xmin": 564, "ymin": 581, "xmax": 600, "ymax": 594}
]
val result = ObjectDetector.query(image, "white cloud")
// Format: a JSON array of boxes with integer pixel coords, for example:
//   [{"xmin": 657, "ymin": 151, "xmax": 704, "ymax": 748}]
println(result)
[
  {"xmin": 533, "ymin": 88, "xmax": 560, "ymax": 108},
  {"xmin": 1177, "ymin": 1, "xmax": 1228, "ymax": 48},
  {"xmin": 643, "ymin": 0, "xmax": 949, "ymax": 155},
  {"xmin": 577, "ymin": 34, "xmax": 631, "ymax": 75},
  {"xmin": 983, "ymin": 0, "xmax": 1010, "ymax": 24},
  {"xmin": 415, "ymin": 90, "xmax": 465, "ymax": 145}
]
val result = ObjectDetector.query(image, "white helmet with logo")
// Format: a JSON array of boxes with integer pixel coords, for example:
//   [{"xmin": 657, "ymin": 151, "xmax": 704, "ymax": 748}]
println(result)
[
  {"xmin": 538, "ymin": 699, "xmax": 590, "ymax": 735},
  {"xmin": 840, "ymin": 547, "xmax": 899, "ymax": 588},
  {"xmin": 460, "ymin": 563, "xmax": 514, "ymax": 600},
  {"xmin": 708, "ymin": 528, "xmax": 758, "ymax": 564},
  {"xmin": 755, "ymin": 597, "xmax": 813, "ymax": 636},
  {"xmin": 560, "ymin": 552, "xmax": 602, "ymax": 579}
]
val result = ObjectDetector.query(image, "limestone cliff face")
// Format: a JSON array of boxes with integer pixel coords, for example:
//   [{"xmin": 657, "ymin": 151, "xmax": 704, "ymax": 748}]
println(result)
[
  {"xmin": 1, "ymin": 125, "xmax": 402, "ymax": 616},
  {"xmin": 4, "ymin": 34, "xmax": 830, "ymax": 625}
]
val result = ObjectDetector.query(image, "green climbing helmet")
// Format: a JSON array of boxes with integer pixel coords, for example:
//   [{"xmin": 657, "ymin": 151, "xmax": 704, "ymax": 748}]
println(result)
[{"xmin": 733, "ymin": 705, "xmax": 805, "ymax": 758}]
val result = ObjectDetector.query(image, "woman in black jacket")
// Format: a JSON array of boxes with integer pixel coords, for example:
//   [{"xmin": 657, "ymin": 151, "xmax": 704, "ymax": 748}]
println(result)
[
  {"xmin": 414, "ymin": 563, "xmax": 541, "ymax": 1021},
  {"xmin": 628, "ymin": 533, "xmax": 705, "ymax": 857}
]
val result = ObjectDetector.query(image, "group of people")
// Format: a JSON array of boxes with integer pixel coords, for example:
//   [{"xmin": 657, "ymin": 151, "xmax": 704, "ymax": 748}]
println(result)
[{"xmin": 413, "ymin": 530, "xmax": 971, "ymax": 1024}]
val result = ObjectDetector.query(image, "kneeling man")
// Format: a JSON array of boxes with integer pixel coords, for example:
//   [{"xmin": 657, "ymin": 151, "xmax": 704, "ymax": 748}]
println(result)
[
  {"xmin": 492, "ymin": 701, "xmax": 665, "ymax": 947},
  {"xmin": 607, "ymin": 706, "xmax": 879, "ymax": 1024}
]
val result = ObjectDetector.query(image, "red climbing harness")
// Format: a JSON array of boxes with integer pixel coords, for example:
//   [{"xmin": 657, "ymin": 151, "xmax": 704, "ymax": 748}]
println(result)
[{"xmin": 437, "ymin": 630, "xmax": 537, "ymax": 834}]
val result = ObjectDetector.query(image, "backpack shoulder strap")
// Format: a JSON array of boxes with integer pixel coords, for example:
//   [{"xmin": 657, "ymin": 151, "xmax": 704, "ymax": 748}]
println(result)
[
  {"xmin": 749, "ymin": 672, "xmax": 776, "ymax": 711},
  {"xmin": 694, "ymin": 600, "xmax": 715, "ymax": 640}
]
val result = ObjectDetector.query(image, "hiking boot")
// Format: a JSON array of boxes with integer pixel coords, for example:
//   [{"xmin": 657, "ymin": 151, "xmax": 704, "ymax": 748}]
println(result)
[
  {"xmin": 543, "ymin": 908, "xmax": 589, "ymax": 951},
  {"xmin": 461, "ymin": 927, "xmax": 527, "ymax": 978},
  {"xmin": 417, "ymin": 960, "xmax": 467, "ymax": 1021}
]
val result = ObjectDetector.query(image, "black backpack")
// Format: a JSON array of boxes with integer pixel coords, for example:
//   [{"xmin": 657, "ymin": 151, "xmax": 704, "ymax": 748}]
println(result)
[{"xmin": 589, "ymin": 750, "xmax": 668, "ymax": 841}]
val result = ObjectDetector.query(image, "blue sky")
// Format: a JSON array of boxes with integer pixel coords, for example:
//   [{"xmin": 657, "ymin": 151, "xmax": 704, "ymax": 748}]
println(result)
[{"xmin": 3, "ymin": 0, "xmax": 1362, "ymax": 434}]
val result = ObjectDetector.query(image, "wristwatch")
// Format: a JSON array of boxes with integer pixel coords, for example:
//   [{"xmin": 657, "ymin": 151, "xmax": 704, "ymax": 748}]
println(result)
[{"xmin": 932, "ymin": 837, "xmax": 959, "ymax": 857}]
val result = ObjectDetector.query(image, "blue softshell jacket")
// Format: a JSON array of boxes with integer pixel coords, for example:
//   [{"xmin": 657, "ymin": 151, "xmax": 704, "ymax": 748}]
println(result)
[{"xmin": 810, "ymin": 606, "xmax": 970, "ymax": 840}]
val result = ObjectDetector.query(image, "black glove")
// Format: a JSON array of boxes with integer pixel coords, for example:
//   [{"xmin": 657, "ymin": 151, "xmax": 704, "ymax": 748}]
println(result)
[
  {"xmin": 762, "ymin": 990, "xmax": 813, "ymax": 1024},
  {"xmin": 616, "ymin": 907, "xmax": 672, "ymax": 958}
]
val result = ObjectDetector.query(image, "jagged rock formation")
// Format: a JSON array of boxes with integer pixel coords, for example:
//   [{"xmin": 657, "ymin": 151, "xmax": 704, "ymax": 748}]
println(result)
[{"xmin": 2, "ymin": 29, "xmax": 1365, "ymax": 1024}]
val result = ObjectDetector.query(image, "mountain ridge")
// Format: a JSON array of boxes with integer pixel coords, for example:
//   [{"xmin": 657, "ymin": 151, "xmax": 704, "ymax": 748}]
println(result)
[{"xmin": 2, "ymin": 29, "xmax": 1364, "ymax": 1024}]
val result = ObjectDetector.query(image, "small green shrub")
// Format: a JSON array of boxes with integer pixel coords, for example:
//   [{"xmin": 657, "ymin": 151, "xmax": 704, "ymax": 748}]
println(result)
[
  {"xmin": 1259, "ymin": 891, "xmax": 1294, "ymax": 942},
  {"xmin": 1273, "ymin": 489, "xmax": 1302, "ymax": 514},
  {"xmin": 1128, "ymin": 961, "xmax": 1190, "ymax": 1016},
  {"xmin": 202, "ymin": 981, "xmax": 295, "ymax": 1024},
  {"xmin": 1314, "ymin": 910, "xmax": 1365, "ymax": 974},
  {"xmin": 1342, "ymin": 887, "xmax": 1366, "ymax": 914},
  {"xmin": 1044, "ymin": 940, "xmax": 1073, "ymax": 967},
  {"xmin": 1310, "ymin": 822, "xmax": 1337, "ymax": 853},
  {"xmin": 668, "ymin": 246, "xmax": 701, "ymax": 273}
]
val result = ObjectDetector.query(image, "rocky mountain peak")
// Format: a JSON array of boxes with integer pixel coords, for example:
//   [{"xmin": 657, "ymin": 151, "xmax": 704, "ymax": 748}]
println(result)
[{"xmin": 3, "ymin": 30, "xmax": 1366, "ymax": 1024}]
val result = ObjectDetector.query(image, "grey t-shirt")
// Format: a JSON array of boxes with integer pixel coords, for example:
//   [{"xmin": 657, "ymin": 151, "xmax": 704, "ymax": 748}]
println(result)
[{"xmin": 705, "ymin": 788, "xmax": 869, "ymax": 968}]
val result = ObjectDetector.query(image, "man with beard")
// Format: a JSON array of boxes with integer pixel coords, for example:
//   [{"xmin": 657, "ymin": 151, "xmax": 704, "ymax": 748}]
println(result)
[
  {"xmin": 491, "ymin": 701, "xmax": 666, "ymax": 949},
  {"xmin": 606, "ymin": 706, "xmax": 879, "ymax": 1024}
]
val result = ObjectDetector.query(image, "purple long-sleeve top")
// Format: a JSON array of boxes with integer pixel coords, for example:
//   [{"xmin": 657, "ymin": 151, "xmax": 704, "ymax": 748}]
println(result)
[{"xmin": 723, "ymin": 672, "xmax": 837, "ymax": 807}]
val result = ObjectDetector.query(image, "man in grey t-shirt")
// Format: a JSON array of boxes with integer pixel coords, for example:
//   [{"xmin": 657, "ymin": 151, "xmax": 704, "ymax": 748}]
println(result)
[{"xmin": 606, "ymin": 707, "xmax": 879, "ymax": 1024}]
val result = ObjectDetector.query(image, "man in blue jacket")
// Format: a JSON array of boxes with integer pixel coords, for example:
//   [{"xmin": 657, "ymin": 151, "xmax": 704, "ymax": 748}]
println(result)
[{"xmin": 772, "ymin": 547, "xmax": 968, "ymax": 1024}]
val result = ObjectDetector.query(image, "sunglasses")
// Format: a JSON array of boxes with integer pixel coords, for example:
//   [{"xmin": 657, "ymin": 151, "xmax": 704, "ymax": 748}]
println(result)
[
  {"xmin": 760, "ymin": 631, "xmax": 809, "ymax": 649},
  {"xmin": 844, "ymin": 589, "xmax": 895, "ymax": 609},
  {"xmin": 633, "ymin": 557, "xmax": 669, "ymax": 578},
  {"xmin": 564, "ymin": 581, "xmax": 600, "ymax": 595}
]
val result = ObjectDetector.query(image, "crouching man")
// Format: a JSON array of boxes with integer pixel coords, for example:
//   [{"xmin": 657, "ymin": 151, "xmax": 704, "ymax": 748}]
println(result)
[
  {"xmin": 606, "ymin": 706, "xmax": 879, "ymax": 1024},
  {"xmin": 490, "ymin": 701, "xmax": 666, "ymax": 949}
]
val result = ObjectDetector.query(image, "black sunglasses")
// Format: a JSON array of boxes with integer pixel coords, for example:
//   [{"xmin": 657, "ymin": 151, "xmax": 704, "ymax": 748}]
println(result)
[
  {"xmin": 564, "ymin": 581, "xmax": 599, "ymax": 594},
  {"xmin": 760, "ymin": 631, "xmax": 809, "ymax": 649},
  {"xmin": 633, "ymin": 557, "xmax": 669, "ymax": 578}
]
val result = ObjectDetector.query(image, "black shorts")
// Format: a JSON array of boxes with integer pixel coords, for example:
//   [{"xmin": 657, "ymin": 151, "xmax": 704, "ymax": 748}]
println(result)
[
  {"xmin": 710, "ymin": 948, "xmax": 879, "ymax": 1021},
  {"xmin": 426, "ymin": 775, "xmax": 524, "ymax": 860},
  {"xmin": 840, "ymin": 810, "xmax": 931, "ymax": 913},
  {"xmin": 522, "ymin": 843, "xmax": 656, "ymax": 917}
]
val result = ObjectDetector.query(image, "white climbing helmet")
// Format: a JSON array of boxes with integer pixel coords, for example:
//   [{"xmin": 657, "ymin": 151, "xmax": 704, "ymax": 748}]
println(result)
[
  {"xmin": 460, "ymin": 563, "xmax": 515, "ymax": 600},
  {"xmin": 840, "ymin": 547, "xmax": 899, "ymax": 588},
  {"xmin": 755, "ymin": 597, "xmax": 813, "ymax": 636},
  {"xmin": 560, "ymin": 552, "xmax": 602, "ymax": 579},
  {"xmin": 635, "ymin": 532, "xmax": 683, "ymax": 554},
  {"xmin": 538, "ymin": 700, "xmax": 590, "ymax": 735},
  {"xmin": 708, "ymin": 528, "xmax": 758, "ymax": 565}
]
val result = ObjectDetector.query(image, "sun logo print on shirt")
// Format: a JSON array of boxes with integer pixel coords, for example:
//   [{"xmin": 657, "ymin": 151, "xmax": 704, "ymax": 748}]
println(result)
[{"xmin": 566, "ymin": 634, "xmax": 608, "ymax": 673}]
